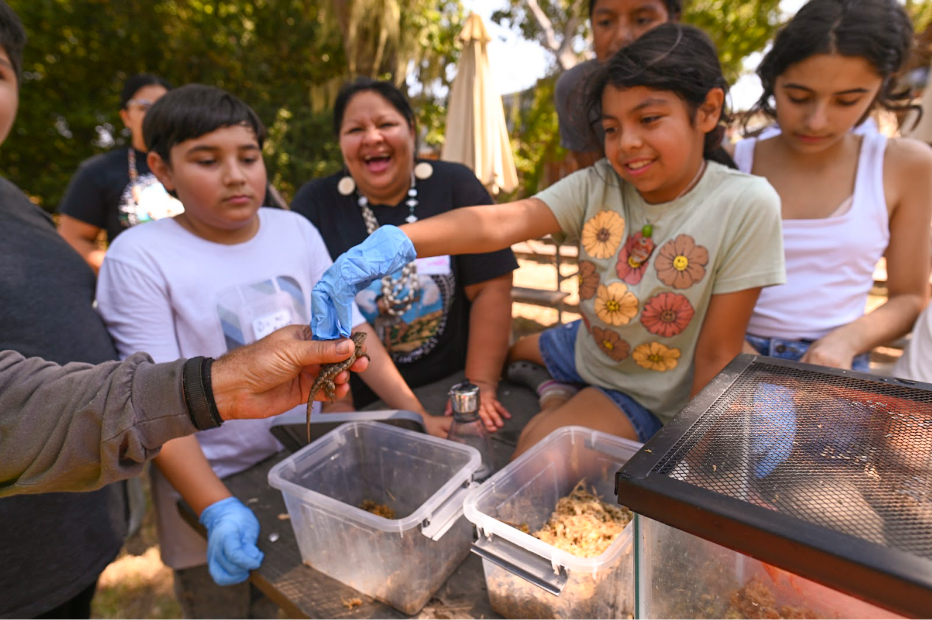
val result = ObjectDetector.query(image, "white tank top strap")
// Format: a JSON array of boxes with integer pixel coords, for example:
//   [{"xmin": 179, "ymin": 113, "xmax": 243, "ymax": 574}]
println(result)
[
  {"xmin": 733, "ymin": 137, "xmax": 757, "ymax": 174},
  {"xmin": 851, "ymin": 132, "xmax": 888, "ymax": 228}
]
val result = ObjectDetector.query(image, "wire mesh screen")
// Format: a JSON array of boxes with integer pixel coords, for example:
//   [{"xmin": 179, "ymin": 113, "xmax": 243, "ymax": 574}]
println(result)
[{"xmin": 652, "ymin": 361, "xmax": 932, "ymax": 559}]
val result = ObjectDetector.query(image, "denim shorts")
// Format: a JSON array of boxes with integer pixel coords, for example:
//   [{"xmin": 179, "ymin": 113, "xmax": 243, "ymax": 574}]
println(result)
[
  {"xmin": 538, "ymin": 319, "xmax": 663, "ymax": 442},
  {"xmin": 746, "ymin": 334, "xmax": 872, "ymax": 372}
]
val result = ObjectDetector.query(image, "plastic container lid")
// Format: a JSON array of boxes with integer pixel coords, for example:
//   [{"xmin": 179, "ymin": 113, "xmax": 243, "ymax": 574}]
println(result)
[{"xmin": 269, "ymin": 421, "xmax": 481, "ymax": 535}]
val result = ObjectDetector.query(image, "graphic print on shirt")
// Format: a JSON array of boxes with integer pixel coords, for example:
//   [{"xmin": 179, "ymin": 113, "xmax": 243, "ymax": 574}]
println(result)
[
  {"xmin": 640, "ymin": 292, "xmax": 694, "ymax": 338},
  {"xmin": 118, "ymin": 172, "xmax": 184, "ymax": 228},
  {"xmin": 216, "ymin": 276, "xmax": 307, "ymax": 350},
  {"xmin": 355, "ymin": 272, "xmax": 454, "ymax": 364},
  {"xmin": 591, "ymin": 325, "xmax": 630, "ymax": 361},
  {"xmin": 579, "ymin": 225, "xmax": 703, "ymax": 368},
  {"xmin": 633, "ymin": 341, "xmax": 681, "ymax": 371},
  {"xmin": 578, "ymin": 260, "xmax": 599, "ymax": 300},
  {"xmin": 655, "ymin": 234, "xmax": 708, "ymax": 289},
  {"xmin": 594, "ymin": 282, "xmax": 639, "ymax": 326},
  {"xmin": 581, "ymin": 210, "xmax": 625, "ymax": 259},
  {"xmin": 617, "ymin": 231, "xmax": 655, "ymax": 284}
]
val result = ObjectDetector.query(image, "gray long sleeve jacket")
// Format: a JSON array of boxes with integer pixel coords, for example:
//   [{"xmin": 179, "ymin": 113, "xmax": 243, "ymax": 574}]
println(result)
[{"xmin": 0, "ymin": 350, "xmax": 196, "ymax": 497}]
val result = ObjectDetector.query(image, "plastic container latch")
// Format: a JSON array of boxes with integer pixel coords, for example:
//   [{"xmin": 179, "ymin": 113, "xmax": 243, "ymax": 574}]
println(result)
[{"xmin": 420, "ymin": 481, "xmax": 475, "ymax": 541}]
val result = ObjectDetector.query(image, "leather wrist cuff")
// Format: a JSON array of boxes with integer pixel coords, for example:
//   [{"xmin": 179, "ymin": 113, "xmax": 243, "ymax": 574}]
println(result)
[{"xmin": 182, "ymin": 356, "xmax": 223, "ymax": 430}]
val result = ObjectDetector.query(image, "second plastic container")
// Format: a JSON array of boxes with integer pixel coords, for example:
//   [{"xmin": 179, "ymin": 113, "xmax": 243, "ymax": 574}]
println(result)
[{"xmin": 464, "ymin": 426, "xmax": 643, "ymax": 618}]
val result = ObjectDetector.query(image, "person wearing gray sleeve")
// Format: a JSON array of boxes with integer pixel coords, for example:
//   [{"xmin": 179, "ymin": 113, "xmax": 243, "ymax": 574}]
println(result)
[
  {"xmin": 0, "ymin": 325, "xmax": 367, "ymax": 498},
  {"xmin": 555, "ymin": 0, "xmax": 681, "ymax": 171}
]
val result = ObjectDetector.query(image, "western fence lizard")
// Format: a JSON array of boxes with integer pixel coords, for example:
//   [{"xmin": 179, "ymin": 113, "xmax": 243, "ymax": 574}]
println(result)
[{"xmin": 307, "ymin": 332, "xmax": 369, "ymax": 442}]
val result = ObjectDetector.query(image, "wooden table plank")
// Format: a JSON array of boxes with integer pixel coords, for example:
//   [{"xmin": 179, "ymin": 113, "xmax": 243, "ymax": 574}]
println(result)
[{"xmin": 211, "ymin": 374, "xmax": 540, "ymax": 619}]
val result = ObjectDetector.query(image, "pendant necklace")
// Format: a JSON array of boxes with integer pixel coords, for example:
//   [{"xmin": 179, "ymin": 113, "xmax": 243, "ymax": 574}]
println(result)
[
  {"xmin": 640, "ymin": 160, "xmax": 707, "ymax": 240},
  {"xmin": 356, "ymin": 170, "xmax": 420, "ymax": 317},
  {"xmin": 127, "ymin": 148, "xmax": 139, "ymax": 184}
]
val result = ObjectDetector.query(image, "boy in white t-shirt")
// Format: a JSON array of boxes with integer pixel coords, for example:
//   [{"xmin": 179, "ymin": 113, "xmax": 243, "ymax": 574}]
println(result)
[{"xmin": 96, "ymin": 84, "xmax": 443, "ymax": 618}]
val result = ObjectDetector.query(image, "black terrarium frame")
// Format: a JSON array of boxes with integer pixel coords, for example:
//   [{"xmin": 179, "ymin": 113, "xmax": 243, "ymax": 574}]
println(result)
[{"xmin": 615, "ymin": 354, "xmax": 932, "ymax": 618}]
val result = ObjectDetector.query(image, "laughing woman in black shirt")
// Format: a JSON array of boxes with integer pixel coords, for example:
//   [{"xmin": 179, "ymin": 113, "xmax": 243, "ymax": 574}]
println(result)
[{"xmin": 291, "ymin": 78, "xmax": 518, "ymax": 432}]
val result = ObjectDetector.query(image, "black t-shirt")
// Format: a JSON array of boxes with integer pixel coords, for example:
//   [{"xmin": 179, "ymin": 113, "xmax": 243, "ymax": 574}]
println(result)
[
  {"xmin": 0, "ymin": 177, "xmax": 125, "ymax": 616},
  {"xmin": 292, "ymin": 160, "xmax": 518, "ymax": 406},
  {"xmin": 57, "ymin": 147, "xmax": 185, "ymax": 244}
]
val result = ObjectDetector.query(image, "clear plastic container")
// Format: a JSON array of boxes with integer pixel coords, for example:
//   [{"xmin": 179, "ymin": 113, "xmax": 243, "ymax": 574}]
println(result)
[
  {"xmin": 267, "ymin": 421, "xmax": 481, "ymax": 614},
  {"xmin": 636, "ymin": 516, "xmax": 905, "ymax": 619},
  {"xmin": 463, "ymin": 426, "xmax": 643, "ymax": 619}
]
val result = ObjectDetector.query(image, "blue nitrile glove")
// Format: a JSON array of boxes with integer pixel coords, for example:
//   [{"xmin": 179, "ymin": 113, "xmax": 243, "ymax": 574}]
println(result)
[
  {"xmin": 311, "ymin": 225, "xmax": 416, "ymax": 339},
  {"xmin": 199, "ymin": 497, "xmax": 264, "ymax": 586},
  {"xmin": 749, "ymin": 383, "xmax": 797, "ymax": 479}
]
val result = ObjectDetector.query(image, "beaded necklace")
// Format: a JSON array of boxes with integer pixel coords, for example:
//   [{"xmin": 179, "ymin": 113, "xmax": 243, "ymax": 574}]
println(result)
[
  {"xmin": 356, "ymin": 171, "xmax": 420, "ymax": 317},
  {"xmin": 128, "ymin": 148, "xmax": 139, "ymax": 185}
]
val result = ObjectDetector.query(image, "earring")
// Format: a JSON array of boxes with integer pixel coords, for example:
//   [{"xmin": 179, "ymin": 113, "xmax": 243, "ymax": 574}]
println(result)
[
  {"xmin": 414, "ymin": 162, "xmax": 433, "ymax": 180},
  {"xmin": 337, "ymin": 175, "xmax": 356, "ymax": 196}
]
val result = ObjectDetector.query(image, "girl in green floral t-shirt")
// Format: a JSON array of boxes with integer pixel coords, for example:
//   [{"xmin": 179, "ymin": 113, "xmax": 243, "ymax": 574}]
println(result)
[{"xmin": 313, "ymin": 24, "xmax": 786, "ymax": 457}]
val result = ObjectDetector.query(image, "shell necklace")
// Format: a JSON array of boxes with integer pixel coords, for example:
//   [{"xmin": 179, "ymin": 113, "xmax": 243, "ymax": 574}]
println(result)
[{"xmin": 357, "ymin": 171, "xmax": 420, "ymax": 317}]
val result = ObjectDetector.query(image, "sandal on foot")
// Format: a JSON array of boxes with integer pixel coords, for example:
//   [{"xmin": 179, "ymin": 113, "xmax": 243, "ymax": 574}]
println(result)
[{"xmin": 506, "ymin": 360, "xmax": 552, "ymax": 392}]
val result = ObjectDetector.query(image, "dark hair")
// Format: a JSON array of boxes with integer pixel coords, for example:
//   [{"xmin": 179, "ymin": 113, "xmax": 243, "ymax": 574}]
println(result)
[
  {"xmin": 332, "ymin": 77, "xmax": 416, "ymax": 137},
  {"xmin": 587, "ymin": 23, "xmax": 735, "ymax": 168},
  {"xmin": 588, "ymin": 0, "xmax": 683, "ymax": 19},
  {"xmin": 748, "ymin": 0, "xmax": 915, "ymax": 125},
  {"xmin": 0, "ymin": 1, "xmax": 26, "ymax": 86},
  {"xmin": 143, "ymin": 84, "xmax": 266, "ymax": 162},
  {"xmin": 120, "ymin": 73, "xmax": 172, "ymax": 109}
]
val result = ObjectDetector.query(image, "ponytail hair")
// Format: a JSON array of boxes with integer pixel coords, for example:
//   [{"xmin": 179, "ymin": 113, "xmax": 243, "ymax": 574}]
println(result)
[
  {"xmin": 746, "ymin": 0, "xmax": 917, "ymax": 129},
  {"xmin": 587, "ymin": 23, "xmax": 736, "ymax": 169}
]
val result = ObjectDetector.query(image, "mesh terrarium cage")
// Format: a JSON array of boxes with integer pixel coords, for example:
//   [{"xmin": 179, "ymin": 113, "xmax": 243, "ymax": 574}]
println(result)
[{"xmin": 615, "ymin": 354, "xmax": 932, "ymax": 618}]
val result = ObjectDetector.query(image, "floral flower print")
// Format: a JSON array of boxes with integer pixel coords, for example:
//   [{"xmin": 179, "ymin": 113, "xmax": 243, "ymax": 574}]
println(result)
[
  {"xmin": 581, "ymin": 211, "xmax": 625, "ymax": 259},
  {"xmin": 594, "ymin": 282, "xmax": 639, "ymax": 326},
  {"xmin": 655, "ymin": 234, "xmax": 708, "ymax": 289},
  {"xmin": 591, "ymin": 326, "xmax": 630, "ymax": 361},
  {"xmin": 640, "ymin": 292, "xmax": 695, "ymax": 338},
  {"xmin": 616, "ymin": 231, "xmax": 656, "ymax": 284},
  {"xmin": 633, "ymin": 342, "xmax": 681, "ymax": 372},
  {"xmin": 578, "ymin": 260, "xmax": 599, "ymax": 300}
]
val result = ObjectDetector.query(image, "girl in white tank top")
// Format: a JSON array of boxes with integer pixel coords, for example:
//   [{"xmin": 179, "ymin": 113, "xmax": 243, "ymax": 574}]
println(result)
[{"xmin": 731, "ymin": 0, "xmax": 932, "ymax": 372}]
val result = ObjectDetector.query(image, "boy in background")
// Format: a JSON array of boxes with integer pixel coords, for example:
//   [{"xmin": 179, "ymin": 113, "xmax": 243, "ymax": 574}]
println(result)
[
  {"xmin": 555, "ymin": 0, "xmax": 681, "ymax": 169},
  {"xmin": 95, "ymin": 84, "xmax": 443, "ymax": 617}
]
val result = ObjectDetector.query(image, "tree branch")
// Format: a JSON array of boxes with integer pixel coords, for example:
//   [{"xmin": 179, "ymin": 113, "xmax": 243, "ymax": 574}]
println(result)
[{"xmin": 525, "ymin": 0, "xmax": 561, "ymax": 53}]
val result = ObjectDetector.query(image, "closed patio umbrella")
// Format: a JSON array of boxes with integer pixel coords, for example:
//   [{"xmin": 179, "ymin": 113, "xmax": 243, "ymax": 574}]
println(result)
[{"xmin": 441, "ymin": 13, "xmax": 518, "ymax": 195}]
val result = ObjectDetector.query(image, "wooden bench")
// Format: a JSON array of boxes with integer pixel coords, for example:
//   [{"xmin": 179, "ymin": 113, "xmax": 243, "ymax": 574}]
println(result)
[{"xmin": 511, "ymin": 238, "xmax": 578, "ymax": 322}]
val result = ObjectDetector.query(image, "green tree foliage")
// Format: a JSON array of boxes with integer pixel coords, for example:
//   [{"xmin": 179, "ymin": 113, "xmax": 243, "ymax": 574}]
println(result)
[{"xmin": 3, "ymin": 0, "xmax": 463, "ymax": 211}]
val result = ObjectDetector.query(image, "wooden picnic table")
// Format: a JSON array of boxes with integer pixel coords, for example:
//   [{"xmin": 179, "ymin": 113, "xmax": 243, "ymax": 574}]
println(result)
[{"xmin": 185, "ymin": 371, "xmax": 540, "ymax": 619}]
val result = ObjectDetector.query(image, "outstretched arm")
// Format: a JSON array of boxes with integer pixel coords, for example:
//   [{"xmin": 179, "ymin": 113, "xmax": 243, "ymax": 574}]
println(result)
[
  {"xmin": 58, "ymin": 215, "xmax": 106, "ymax": 274},
  {"xmin": 400, "ymin": 198, "xmax": 562, "ymax": 258},
  {"xmin": 0, "ymin": 327, "xmax": 366, "ymax": 497},
  {"xmin": 451, "ymin": 273, "xmax": 514, "ymax": 431},
  {"xmin": 349, "ymin": 322, "xmax": 450, "ymax": 437},
  {"xmin": 154, "ymin": 436, "xmax": 263, "ymax": 585},
  {"xmin": 802, "ymin": 139, "xmax": 932, "ymax": 369},
  {"xmin": 691, "ymin": 288, "xmax": 762, "ymax": 398}
]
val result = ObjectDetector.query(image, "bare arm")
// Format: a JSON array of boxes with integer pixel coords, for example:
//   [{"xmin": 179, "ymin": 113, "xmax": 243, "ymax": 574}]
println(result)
[
  {"xmin": 801, "ymin": 139, "xmax": 932, "ymax": 368},
  {"xmin": 58, "ymin": 215, "xmax": 106, "ymax": 274},
  {"xmin": 691, "ymin": 288, "xmax": 762, "ymax": 398},
  {"xmin": 349, "ymin": 322, "xmax": 449, "ymax": 437},
  {"xmin": 459, "ymin": 273, "xmax": 514, "ymax": 431},
  {"xmin": 154, "ymin": 436, "xmax": 231, "ymax": 515},
  {"xmin": 400, "ymin": 198, "xmax": 562, "ymax": 258}
]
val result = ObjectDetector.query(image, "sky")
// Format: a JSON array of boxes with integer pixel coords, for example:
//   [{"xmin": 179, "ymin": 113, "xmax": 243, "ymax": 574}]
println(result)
[{"xmin": 462, "ymin": 0, "xmax": 809, "ymax": 110}]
